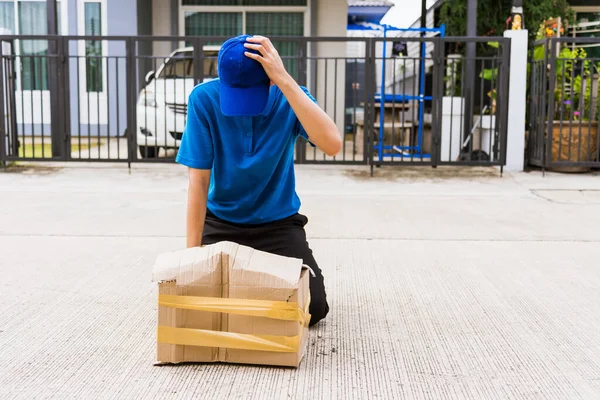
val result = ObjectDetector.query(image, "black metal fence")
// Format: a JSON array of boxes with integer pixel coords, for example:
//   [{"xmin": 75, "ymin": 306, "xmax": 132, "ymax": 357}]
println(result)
[
  {"xmin": 0, "ymin": 35, "xmax": 510, "ymax": 170},
  {"xmin": 528, "ymin": 37, "xmax": 600, "ymax": 170}
]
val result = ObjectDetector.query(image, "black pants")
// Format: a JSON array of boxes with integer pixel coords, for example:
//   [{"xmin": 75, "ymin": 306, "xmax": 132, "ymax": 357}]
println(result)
[{"xmin": 203, "ymin": 211, "xmax": 329, "ymax": 326}]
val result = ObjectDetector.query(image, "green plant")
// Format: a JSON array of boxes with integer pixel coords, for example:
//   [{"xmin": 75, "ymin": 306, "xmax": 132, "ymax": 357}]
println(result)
[
  {"xmin": 553, "ymin": 46, "xmax": 600, "ymax": 122},
  {"xmin": 440, "ymin": 0, "xmax": 575, "ymax": 45},
  {"xmin": 479, "ymin": 42, "xmax": 500, "ymax": 111}
]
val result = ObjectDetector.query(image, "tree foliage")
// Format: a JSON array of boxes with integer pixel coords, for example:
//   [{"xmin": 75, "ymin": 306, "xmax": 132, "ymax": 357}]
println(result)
[{"xmin": 439, "ymin": 0, "xmax": 574, "ymax": 43}]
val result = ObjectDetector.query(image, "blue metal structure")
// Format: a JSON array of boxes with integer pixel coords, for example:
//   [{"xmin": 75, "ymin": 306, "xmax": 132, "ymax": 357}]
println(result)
[{"xmin": 347, "ymin": 22, "xmax": 445, "ymax": 161}]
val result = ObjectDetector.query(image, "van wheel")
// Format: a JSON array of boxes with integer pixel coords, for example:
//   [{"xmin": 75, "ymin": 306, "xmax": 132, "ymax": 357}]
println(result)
[{"xmin": 139, "ymin": 145, "xmax": 158, "ymax": 158}]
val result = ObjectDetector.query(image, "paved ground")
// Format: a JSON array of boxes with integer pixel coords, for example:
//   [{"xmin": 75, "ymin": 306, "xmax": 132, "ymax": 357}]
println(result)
[{"xmin": 1, "ymin": 163, "xmax": 600, "ymax": 399}]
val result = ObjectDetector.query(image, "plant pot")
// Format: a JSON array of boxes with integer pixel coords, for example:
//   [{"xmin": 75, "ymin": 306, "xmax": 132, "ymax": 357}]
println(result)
[{"xmin": 549, "ymin": 121, "xmax": 599, "ymax": 173}]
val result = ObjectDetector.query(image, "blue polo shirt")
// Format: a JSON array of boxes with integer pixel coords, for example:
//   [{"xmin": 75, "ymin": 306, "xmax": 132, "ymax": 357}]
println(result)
[{"xmin": 176, "ymin": 78, "xmax": 315, "ymax": 225}]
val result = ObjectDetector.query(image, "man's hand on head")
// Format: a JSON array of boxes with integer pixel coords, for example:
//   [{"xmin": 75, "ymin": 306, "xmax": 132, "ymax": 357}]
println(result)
[
  {"xmin": 243, "ymin": 35, "xmax": 342, "ymax": 157},
  {"xmin": 243, "ymin": 36, "xmax": 292, "ymax": 88}
]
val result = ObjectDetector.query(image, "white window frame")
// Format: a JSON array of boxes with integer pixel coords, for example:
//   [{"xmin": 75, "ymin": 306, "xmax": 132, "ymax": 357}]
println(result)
[
  {"xmin": 9, "ymin": 0, "xmax": 70, "ymax": 92},
  {"xmin": 178, "ymin": 2, "xmax": 310, "ymax": 47},
  {"xmin": 7, "ymin": 0, "xmax": 69, "ymax": 128},
  {"xmin": 8, "ymin": 0, "xmax": 70, "ymax": 36},
  {"xmin": 571, "ymin": 6, "xmax": 600, "ymax": 50},
  {"xmin": 572, "ymin": 6, "xmax": 600, "ymax": 13},
  {"xmin": 77, "ymin": 0, "xmax": 108, "ymax": 95}
]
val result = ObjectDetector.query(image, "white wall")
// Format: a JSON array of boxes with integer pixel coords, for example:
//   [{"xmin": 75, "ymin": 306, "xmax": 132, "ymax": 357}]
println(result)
[
  {"xmin": 152, "ymin": 0, "xmax": 173, "ymax": 59},
  {"xmin": 314, "ymin": 0, "xmax": 347, "ymax": 133}
]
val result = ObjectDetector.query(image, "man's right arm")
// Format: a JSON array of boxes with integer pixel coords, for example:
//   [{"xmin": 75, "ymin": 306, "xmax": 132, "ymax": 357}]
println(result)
[
  {"xmin": 186, "ymin": 168, "xmax": 211, "ymax": 248},
  {"xmin": 176, "ymin": 87, "xmax": 214, "ymax": 248}
]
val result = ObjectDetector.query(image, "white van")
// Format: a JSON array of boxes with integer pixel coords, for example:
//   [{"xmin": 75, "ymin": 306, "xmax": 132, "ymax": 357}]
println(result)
[{"xmin": 136, "ymin": 46, "xmax": 220, "ymax": 158}]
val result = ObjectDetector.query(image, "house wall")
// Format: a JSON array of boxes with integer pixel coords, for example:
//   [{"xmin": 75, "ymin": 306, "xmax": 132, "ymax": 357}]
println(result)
[
  {"xmin": 67, "ymin": 0, "xmax": 137, "ymax": 137},
  {"xmin": 313, "ymin": 0, "xmax": 347, "ymax": 133},
  {"xmin": 151, "ymin": 0, "xmax": 175, "ymax": 58}
]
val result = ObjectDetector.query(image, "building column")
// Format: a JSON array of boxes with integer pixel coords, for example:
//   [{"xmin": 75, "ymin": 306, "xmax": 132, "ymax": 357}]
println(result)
[{"xmin": 504, "ymin": 29, "xmax": 528, "ymax": 172}]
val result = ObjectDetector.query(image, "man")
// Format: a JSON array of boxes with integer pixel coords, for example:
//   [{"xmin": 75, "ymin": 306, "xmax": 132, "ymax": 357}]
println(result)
[{"xmin": 176, "ymin": 34, "xmax": 342, "ymax": 326}]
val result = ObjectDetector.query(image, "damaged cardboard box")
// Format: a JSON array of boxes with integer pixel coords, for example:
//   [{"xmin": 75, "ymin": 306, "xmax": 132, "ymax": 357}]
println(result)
[{"xmin": 152, "ymin": 241, "xmax": 311, "ymax": 368}]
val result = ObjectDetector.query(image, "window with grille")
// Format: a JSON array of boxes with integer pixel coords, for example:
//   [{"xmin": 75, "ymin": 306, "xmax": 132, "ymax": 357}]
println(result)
[
  {"xmin": 182, "ymin": 0, "xmax": 306, "ymax": 5},
  {"xmin": 85, "ymin": 2, "xmax": 103, "ymax": 92},
  {"xmin": 182, "ymin": 4, "xmax": 305, "ymax": 80}
]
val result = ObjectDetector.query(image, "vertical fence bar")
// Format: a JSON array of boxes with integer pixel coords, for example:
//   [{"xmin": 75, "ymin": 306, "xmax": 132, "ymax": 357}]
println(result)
[
  {"xmin": 585, "ymin": 75, "xmax": 593, "ymax": 164},
  {"xmin": 96, "ymin": 54, "xmax": 101, "ymax": 159},
  {"xmin": 410, "ymin": 57, "xmax": 417, "ymax": 163},
  {"xmin": 312, "ymin": 57, "xmax": 318, "ymax": 162},
  {"xmin": 3, "ymin": 41, "xmax": 15, "ymax": 159},
  {"xmin": 546, "ymin": 39, "xmax": 557, "ymax": 168},
  {"xmin": 0, "ymin": 40, "xmax": 5, "ymax": 166},
  {"xmin": 367, "ymin": 38, "xmax": 376, "ymax": 173},
  {"xmin": 77, "ymin": 51, "xmax": 83, "ymax": 160},
  {"xmin": 527, "ymin": 48, "xmax": 536, "ymax": 164},
  {"xmin": 39, "ymin": 54, "xmax": 45, "ymax": 158},
  {"xmin": 60, "ymin": 37, "xmax": 71, "ymax": 160},
  {"xmin": 48, "ymin": 37, "xmax": 62, "ymax": 159},
  {"xmin": 417, "ymin": 38, "xmax": 426, "ymax": 161},
  {"xmin": 28, "ymin": 55, "xmax": 35, "ymax": 157},
  {"xmin": 498, "ymin": 38, "xmax": 511, "ymax": 167},
  {"xmin": 126, "ymin": 38, "xmax": 136, "ymax": 166},
  {"xmin": 352, "ymin": 56, "xmax": 358, "ymax": 161},
  {"xmin": 478, "ymin": 57, "xmax": 485, "ymax": 155},
  {"xmin": 401, "ymin": 49, "xmax": 408, "ymax": 162},
  {"xmin": 20, "ymin": 52, "xmax": 25, "ymax": 158},
  {"xmin": 448, "ymin": 56, "xmax": 456, "ymax": 162},
  {"xmin": 566, "ymin": 53, "xmax": 576, "ymax": 162},
  {"xmin": 116, "ymin": 56, "xmax": 121, "ymax": 159},
  {"xmin": 295, "ymin": 37, "xmax": 307, "ymax": 164},
  {"xmin": 577, "ymin": 67, "xmax": 585, "ymax": 163},
  {"xmin": 152, "ymin": 54, "xmax": 157, "ymax": 155},
  {"xmin": 333, "ymin": 57, "xmax": 338, "ymax": 162},
  {"xmin": 490, "ymin": 56, "xmax": 498, "ymax": 161},
  {"xmin": 391, "ymin": 54, "xmax": 397, "ymax": 163},
  {"xmin": 193, "ymin": 37, "xmax": 204, "ymax": 86},
  {"xmin": 107, "ymin": 54, "xmax": 112, "ymax": 160},
  {"xmin": 430, "ymin": 37, "xmax": 444, "ymax": 167},
  {"xmin": 540, "ymin": 40, "xmax": 549, "ymax": 169},
  {"xmin": 86, "ymin": 53, "xmax": 91, "ymax": 159},
  {"xmin": 162, "ymin": 52, "xmax": 168, "ymax": 158}
]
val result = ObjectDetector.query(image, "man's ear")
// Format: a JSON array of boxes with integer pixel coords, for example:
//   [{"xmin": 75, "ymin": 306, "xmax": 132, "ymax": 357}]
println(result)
[{"xmin": 270, "ymin": 81, "xmax": 274, "ymax": 86}]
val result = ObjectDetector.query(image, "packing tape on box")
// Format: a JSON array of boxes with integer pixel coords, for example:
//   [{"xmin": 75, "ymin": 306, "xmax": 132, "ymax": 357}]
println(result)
[
  {"xmin": 158, "ymin": 294, "xmax": 311, "ymax": 326},
  {"xmin": 157, "ymin": 294, "xmax": 310, "ymax": 353},
  {"xmin": 157, "ymin": 326, "xmax": 301, "ymax": 353}
]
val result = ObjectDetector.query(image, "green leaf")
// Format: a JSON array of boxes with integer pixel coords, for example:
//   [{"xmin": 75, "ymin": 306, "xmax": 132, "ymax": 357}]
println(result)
[
  {"xmin": 479, "ymin": 68, "xmax": 498, "ymax": 80},
  {"xmin": 533, "ymin": 45, "xmax": 545, "ymax": 61}
]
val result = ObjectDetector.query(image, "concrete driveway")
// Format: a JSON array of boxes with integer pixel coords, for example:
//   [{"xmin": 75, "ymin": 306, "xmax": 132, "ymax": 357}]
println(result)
[{"xmin": 1, "ymin": 164, "xmax": 600, "ymax": 399}]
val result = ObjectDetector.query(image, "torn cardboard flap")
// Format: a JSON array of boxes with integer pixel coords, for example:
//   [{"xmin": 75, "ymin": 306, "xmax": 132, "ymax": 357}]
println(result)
[
  {"xmin": 152, "ymin": 241, "xmax": 303, "ymax": 289},
  {"xmin": 229, "ymin": 243, "xmax": 304, "ymax": 290}
]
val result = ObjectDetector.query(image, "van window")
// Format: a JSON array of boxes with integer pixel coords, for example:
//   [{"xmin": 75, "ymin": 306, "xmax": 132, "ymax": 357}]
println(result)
[{"xmin": 158, "ymin": 51, "xmax": 219, "ymax": 79}]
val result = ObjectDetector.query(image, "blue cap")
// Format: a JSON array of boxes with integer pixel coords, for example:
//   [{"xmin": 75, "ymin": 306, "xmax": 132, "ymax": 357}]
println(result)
[{"xmin": 218, "ymin": 35, "xmax": 270, "ymax": 117}]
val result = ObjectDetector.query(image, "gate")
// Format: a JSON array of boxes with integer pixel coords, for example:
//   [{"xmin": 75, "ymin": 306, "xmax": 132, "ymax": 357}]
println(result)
[
  {"xmin": 361, "ymin": 36, "xmax": 510, "ymax": 171},
  {"xmin": 0, "ymin": 34, "xmax": 510, "ymax": 170},
  {"xmin": 528, "ymin": 37, "xmax": 600, "ymax": 170}
]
